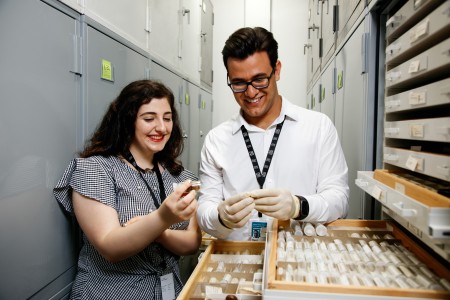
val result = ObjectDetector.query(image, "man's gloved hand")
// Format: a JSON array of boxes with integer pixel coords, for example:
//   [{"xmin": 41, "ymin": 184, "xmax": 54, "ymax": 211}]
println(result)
[
  {"xmin": 218, "ymin": 193, "xmax": 255, "ymax": 229},
  {"xmin": 250, "ymin": 189, "xmax": 299, "ymax": 220}
]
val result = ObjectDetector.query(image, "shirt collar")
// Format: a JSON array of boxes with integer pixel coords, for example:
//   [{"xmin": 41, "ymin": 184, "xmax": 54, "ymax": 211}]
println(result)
[{"xmin": 231, "ymin": 96, "xmax": 298, "ymax": 134}]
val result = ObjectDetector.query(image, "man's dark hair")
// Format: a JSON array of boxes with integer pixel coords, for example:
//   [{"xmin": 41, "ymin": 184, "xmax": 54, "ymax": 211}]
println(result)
[{"xmin": 222, "ymin": 27, "xmax": 278, "ymax": 70}]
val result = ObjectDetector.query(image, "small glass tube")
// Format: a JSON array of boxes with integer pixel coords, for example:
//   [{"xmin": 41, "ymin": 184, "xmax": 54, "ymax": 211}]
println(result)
[
  {"xmin": 302, "ymin": 222, "xmax": 316, "ymax": 236},
  {"xmin": 315, "ymin": 223, "xmax": 328, "ymax": 236}
]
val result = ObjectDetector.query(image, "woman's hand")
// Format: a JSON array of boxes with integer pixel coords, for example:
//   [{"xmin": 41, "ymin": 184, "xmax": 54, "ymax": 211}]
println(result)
[{"xmin": 157, "ymin": 180, "xmax": 198, "ymax": 224}]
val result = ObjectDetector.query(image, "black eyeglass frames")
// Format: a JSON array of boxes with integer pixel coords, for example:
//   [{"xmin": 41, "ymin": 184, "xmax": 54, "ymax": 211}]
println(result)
[{"xmin": 227, "ymin": 68, "xmax": 275, "ymax": 93}]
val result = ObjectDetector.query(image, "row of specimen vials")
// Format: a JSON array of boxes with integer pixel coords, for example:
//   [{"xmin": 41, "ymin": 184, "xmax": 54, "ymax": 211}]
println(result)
[{"xmin": 276, "ymin": 263, "xmax": 450, "ymax": 290}]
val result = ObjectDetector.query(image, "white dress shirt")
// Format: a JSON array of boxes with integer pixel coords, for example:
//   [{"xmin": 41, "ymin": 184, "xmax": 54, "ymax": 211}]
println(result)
[{"xmin": 197, "ymin": 97, "xmax": 349, "ymax": 240}]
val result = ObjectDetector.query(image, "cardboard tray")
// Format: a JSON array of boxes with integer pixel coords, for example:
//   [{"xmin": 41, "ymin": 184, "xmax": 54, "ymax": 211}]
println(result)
[{"xmin": 266, "ymin": 219, "xmax": 450, "ymax": 299}]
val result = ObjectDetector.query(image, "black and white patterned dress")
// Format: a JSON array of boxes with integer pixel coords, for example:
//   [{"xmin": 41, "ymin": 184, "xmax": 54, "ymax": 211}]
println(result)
[{"xmin": 54, "ymin": 155, "xmax": 197, "ymax": 300}]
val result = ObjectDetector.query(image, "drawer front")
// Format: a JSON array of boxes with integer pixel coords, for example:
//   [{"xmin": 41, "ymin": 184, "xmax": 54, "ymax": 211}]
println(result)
[
  {"xmin": 384, "ymin": 147, "xmax": 450, "ymax": 182},
  {"xmin": 385, "ymin": 116, "xmax": 450, "ymax": 142},
  {"xmin": 385, "ymin": 0, "xmax": 442, "ymax": 40},
  {"xmin": 386, "ymin": 1, "xmax": 450, "ymax": 64},
  {"xmin": 385, "ymin": 38, "xmax": 450, "ymax": 88},
  {"xmin": 385, "ymin": 77, "xmax": 450, "ymax": 112},
  {"xmin": 356, "ymin": 172, "xmax": 429, "ymax": 235}
]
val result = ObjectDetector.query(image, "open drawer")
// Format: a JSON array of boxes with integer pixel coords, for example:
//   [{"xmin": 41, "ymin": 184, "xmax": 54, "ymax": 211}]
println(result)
[
  {"xmin": 263, "ymin": 219, "xmax": 450, "ymax": 299},
  {"xmin": 178, "ymin": 240, "xmax": 265, "ymax": 300}
]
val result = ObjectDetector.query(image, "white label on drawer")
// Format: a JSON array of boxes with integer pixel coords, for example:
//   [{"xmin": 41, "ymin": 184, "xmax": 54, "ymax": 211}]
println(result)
[
  {"xmin": 411, "ymin": 19, "xmax": 429, "ymax": 43},
  {"xmin": 371, "ymin": 186, "xmax": 383, "ymax": 201},
  {"xmin": 407, "ymin": 222, "xmax": 422, "ymax": 238},
  {"xmin": 409, "ymin": 91, "xmax": 427, "ymax": 105},
  {"xmin": 410, "ymin": 124, "xmax": 424, "ymax": 138},
  {"xmin": 408, "ymin": 60, "xmax": 420, "ymax": 73},
  {"xmin": 405, "ymin": 155, "xmax": 424, "ymax": 171},
  {"xmin": 394, "ymin": 182, "xmax": 405, "ymax": 194},
  {"xmin": 386, "ymin": 99, "xmax": 401, "ymax": 108},
  {"xmin": 385, "ymin": 127, "xmax": 400, "ymax": 135}
]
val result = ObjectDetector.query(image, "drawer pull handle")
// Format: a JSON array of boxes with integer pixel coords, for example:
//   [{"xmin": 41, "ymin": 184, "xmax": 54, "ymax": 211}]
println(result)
[
  {"xmin": 392, "ymin": 202, "xmax": 417, "ymax": 217},
  {"xmin": 437, "ymin": 165, "xmax": 450, "ymax": 177}
]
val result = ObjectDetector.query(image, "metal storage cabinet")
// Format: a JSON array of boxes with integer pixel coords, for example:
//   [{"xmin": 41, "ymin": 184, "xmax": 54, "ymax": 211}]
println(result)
[
  {"xmin": 335, "ymin": 16, "xmax": 376, "ymax": 219},
  {"xmin": 83, "ymin": 20, "xmax": 151, "ymax": 140},
  {"xmin": 200, "ymin": 0, "xmax": 214, "ymax": 88},
  {"xmin": 306, "ymin": 0, "xmax": 322, "ymax": 91},
  {"xmin": 320, "ymin": 61, "xmax": 336, "ymax": 123},
  {"xmin": 186, "ymin": 82, "xmax": 201, "ymax": 176},
  {"xmin": 0, "ymin": 0, "xmax": 79, "ymax": 298},
  {"xmin": 358, "ymin": 0, "xmax": 450, "ymax": 264},
  {"xmin": 320, "ymin": 0, "xmax": 337, "ymax": 70}
]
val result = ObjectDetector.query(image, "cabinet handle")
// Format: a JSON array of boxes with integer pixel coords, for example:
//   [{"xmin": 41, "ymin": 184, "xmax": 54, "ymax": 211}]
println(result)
[
  {"xmin": 436, "ymin": 165, "xmax": 450, "ymax": 177},
  {"xmin": 392, "ymin": 202, "xmax": 417, "ymax": 217}
]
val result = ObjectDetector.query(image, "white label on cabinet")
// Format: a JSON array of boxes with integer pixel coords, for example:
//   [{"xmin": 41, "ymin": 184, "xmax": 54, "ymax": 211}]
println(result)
[
  {"xmin": 408, "ymin": 60, "xmax": 420, "ymax": 73},
  {"xmin": 395, "ymin": 182, "xmax": 405, "ymax": 194},
  {"xmin": 410, "ymin": 124, "xmax": 424, "ymax": 138},
  {"xmin": 411, "ymin": 19, "xmax": 429, "ymax": 43},
  {"xmin": 409, "ymin": 91, "xmax": 427, "ymax": 105}
]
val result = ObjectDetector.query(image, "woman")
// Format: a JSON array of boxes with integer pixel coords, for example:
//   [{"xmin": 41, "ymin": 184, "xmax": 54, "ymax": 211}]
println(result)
[{"xmin": 54, "ymin": 80, "xmax": 201, "ymax": 299}]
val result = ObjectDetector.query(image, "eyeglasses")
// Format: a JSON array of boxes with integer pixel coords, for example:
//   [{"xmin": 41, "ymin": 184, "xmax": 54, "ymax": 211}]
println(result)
[{"xmin": 227, "ymin": 69, "xmax": 275, "ymax": 93}]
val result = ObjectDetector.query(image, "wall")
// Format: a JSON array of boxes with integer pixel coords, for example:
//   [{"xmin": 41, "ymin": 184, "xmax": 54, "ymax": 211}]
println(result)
[{"xmin": 211, "ymin": 0, "xmax": 308, "ymax": 127}]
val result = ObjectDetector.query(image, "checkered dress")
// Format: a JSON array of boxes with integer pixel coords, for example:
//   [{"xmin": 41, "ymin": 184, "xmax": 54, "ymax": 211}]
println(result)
[{"xmin": 54, "ymin": 155, "xmax": 197, "ymax": 300}]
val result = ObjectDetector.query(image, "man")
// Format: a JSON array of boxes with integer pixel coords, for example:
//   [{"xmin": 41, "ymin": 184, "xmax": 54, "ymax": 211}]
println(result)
[{"xmin": 197, "ymin": 27, "xmax": 349, "ymax": 240}]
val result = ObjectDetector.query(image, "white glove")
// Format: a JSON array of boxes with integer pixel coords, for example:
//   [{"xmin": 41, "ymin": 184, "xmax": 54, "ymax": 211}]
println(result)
[
  {"xmin": 218, "ymin": 193, "xmax": 255, "ymax": 229},
  {"xmin": 250, "ymin": 189, "xmax": 298, "ymax": 220}
]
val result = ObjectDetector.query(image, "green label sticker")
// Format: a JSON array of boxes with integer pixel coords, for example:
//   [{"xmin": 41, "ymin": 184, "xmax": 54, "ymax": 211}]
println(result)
[
  {"xmin": 337, "ymin": 71, "xmax": 343, "ymax": 90},
  {"xmin": 185, "ymin": 93, "xmax": 190, "ymax": 105},
  {"xmin": 101, "ymin": 59, "xmax": 113, "ymax": 81},
  {"xmin": 321, "ymin": 87, "xmax": 325, "ymax": 102}
]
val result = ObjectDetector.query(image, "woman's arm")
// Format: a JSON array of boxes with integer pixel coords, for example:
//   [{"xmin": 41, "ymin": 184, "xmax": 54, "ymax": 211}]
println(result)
[
  {"xmin": 72, "ymin": 181, "xmax": 197, "ymax": 263},
  {"xmin": 155, "ymin": 215, "xmax": 202, "ymax": 256}
]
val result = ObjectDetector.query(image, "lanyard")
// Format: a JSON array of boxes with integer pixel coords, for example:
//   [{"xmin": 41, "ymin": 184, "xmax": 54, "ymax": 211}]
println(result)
[
  {"xmin": 241, "ymin": 117, "xmax": 286, "ymax": 216},
  {"xmin": 124, "ymin": 150, "xmax": 166, "ymax": 209}
]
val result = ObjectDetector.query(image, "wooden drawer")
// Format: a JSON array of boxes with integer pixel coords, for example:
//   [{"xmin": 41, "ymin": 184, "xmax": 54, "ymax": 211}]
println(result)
[
  {"xmin": 264, "ymin": 219, "xmax": 450, "ymax": 299},
  {"xmin": 179, "ymin": 240, "xmax": 265, "ymax": 300}
]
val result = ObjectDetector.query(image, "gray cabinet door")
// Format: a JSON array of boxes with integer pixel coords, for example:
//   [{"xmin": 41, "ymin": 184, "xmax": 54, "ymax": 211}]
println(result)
[
  {"xmin": 186, "ymin": 82, "xmax": 201, "ymax": 176},
  {"xmin": 200, "ymin": 0, "xmax": 214, "ymax": 87},
  {"xmin": 335, "ymin": 19, "xmax": 373, "ymax": 220},
  {"xmin": 84, "ymin": 24, "xmax": 150, "ymax": 140},
  {"xmin": 0, "ymin": 1, "xmax": 79, "ymax": 298}
]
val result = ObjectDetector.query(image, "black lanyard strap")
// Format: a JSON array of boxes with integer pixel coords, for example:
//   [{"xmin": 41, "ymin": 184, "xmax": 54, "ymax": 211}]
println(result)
[
  {"xmin": 124, "ymin": 150, "xmax": 166, "ymax": 209},
  {"xmin": 241, "ymin": 116, "xmax": 286, "ymax": 189}
]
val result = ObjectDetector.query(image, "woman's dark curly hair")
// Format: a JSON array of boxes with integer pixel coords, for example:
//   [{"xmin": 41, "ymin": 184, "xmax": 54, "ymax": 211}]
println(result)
[
  {"xmin": 222, "ymin": 27, "xmax": 278, "ymax": 70},
  {"xmin": 79, "ymin": 79, "xmax": 185, "ymax": 175}
]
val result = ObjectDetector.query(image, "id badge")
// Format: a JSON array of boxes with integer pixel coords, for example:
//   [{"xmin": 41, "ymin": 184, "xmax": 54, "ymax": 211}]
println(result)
[
  {"xmin": 160, "ymin": 273, "xmax": 175, "ymax": 300},
  {"xmin": 249, "ymin": 219, "xmax": 268, "ymax": 241}
]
